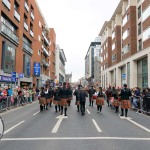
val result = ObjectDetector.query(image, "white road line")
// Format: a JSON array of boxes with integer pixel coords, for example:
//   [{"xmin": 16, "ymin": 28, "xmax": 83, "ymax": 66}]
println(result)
[
  {"xmin": 33, "ymin": 111, "xmax": 40, "ymax": 116},
  {"xmin": 1, "ymin": 137, "xmax": 150, "ymax": 141},
  {"xmin": 92, "ymin": 119, "xmax": 102, "ymax": 133},
  {"xmin": 86, "ymin": 109, "xmax": 91, "ymax": 114},
  {"xmin": 126, "ymin": 118, "xmax": 150, "ymax": 133},
  {"xmin": 4, "ymin": 120, "xmax": 25, "ymax": 135}
]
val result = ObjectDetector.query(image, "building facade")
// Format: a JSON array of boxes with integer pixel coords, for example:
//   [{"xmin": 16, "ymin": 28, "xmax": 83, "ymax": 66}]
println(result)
[
  {"xmin": 99, "ymin": 0, "xmax": 150, "ymax": 89},
  {"xmin": 85, "ymin": 37, "xmax": 101, "ymax": 85},
  {"xmin": 55, "ymin": 45, "xmax": 67, "ymax": 85},
  {"xmin": 65, "ymin": 73, "xmax": 72, "ymax": 84},
  {"xmin": 0, "ymin": 0, "xmax": 55, "ymax": 88}
]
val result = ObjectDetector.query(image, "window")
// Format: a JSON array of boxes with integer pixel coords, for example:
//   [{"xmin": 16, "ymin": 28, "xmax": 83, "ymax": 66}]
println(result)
[
  {"xmin": 138, "ymin": 5, "xmax": 141, "ymax": 19},
  {"xmin": 106, "ymin": 42, "xmax": 108, "ymax": 47},
  {"xmin": 23, "ymin": 54, "xmax": 31, "ymax": 77},
  {"xmin": 122, "ymin": 44, "xmax": 130, "ymax": 54},
  {"xmin": 39, "ymin": 21, "xmax": 41, "ymax": 27},
  {"xmin": 112, "ymin": 32, "xmax": 115, "ymax": 39},
  {"xmin": 112, "ymin": 43, "xmax": 115, "ymax": 50},
  {"xmin": 138, "ymin": 39, "xmax": 142, "ymax": 51},
  {"xmin": 106, "ymin": 53, "xmax": 108, "ymax": 58},
  {"xmin": 38, "ymin": 35, "xmax": 41, "ymax": 41},
  {"xmin": 38, "ymin": 50, "xmax": 40, "ymax": 55},
  {"xmin": 112, "ymin": 54, "xmax": 116, "ymax": 62},
  {"xmin": 143, "ymin": 27, "xmax": 150, "ymax": 41},
  {"xmin": 123, "ymin": 29, "xmax": 129, "ymax": 40},
  {"xmin": 138, "ymin": 22, "xmax": 142, "ymax": 35},
  {"xmin": 122, "ymin": 14, "xmax": 129, "ymax": 26},
  {"xmin": 142, "ymin": 5, "xmax": 150, "ymax": 21},
  {"xmin": 1, "ymin": 41, "xmax": 16, "ymax": 73}
]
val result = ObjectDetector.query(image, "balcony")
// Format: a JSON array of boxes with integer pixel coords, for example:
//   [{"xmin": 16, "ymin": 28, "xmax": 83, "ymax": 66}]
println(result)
[
  {"xmin": 42, "ymin": 32, "xmax": 50, "ymax": 46},
  {"xmin": 24, "ymin": 2, "xmax": 29, "ymax": 12},
  {"xmin": 42, "ymin": 45, "xmax": 50, "ymax": 57},
  {"xmin": 24, "ymin": 22, "xmax": 28, "ymax": 31},
  {"xmin": 2, "ymin": 0, "xmax": 11, "ymax": 10},
  {"xmin": 14, "ymin": 10, "xmax": 20, "ymax": 21},
  {"xmin": 31, "ymin": 12, "xmax": 35, "ymax": 20},
  {"xmin": 23, "ymin": 42, "xmax": 33, "ymax": 55},
  {"xmin": 30, "ymin": 30, "xmax": 34, "ymax": 37},
  {"xmin": 41, "ymin": 59, "xmax": 50, "ymax": 68},
  {"xmin": 1, "ymin": 22, "xmax": 19, "ymax": 44}
]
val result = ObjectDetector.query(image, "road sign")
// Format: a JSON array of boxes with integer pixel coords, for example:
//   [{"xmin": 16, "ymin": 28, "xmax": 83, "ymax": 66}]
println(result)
[
  {"xmin": 11, "ymin": 72, "xmax": 16, "ymax": 78},
  {"xmin": 122, "ymin": 73, "xmax": 126, "ymax": 79},
  {"xmin": 34, "ymin": 62, "xmax": 40, "ymax": 76}
]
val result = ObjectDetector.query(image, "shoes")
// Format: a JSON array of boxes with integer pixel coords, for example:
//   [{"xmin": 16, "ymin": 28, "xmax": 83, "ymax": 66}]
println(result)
[
  {"xmin": 97, "ymin": 111, "xmax": 99, "ymax": 113},
  {"xmin": 64, "ymin": 114, "xmax": 67, "ymax": 116},
  {"xmin": 120, "ymin": 114, "xmax": 124, "ymax": 117}
]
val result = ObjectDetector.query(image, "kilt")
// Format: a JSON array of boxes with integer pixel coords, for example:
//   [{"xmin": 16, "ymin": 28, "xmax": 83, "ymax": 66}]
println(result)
[
  {"xmin": 113, "ymin": 99, "xmax": 120, "ymax": 106},
  {"xmin": 39, "ymin": 97, "xmax": 46, "ymax": 105},
  {"xmin": 49, "ymin": 98, "xmax": 53, "ymax": 102},
  {"xmin": 53, "ymin": 100, "xmax": 58, "ymax": 105},
  {"xmin": 121, "ymin": 100, "xmax": 131, "ymax": 109},
  {"xmin": 46, "ymin": 98, "xmax": 50, "ymax": 103},
  {"xmin": 96, "ymin": 97, "xmax": 104, "ymax": 105},
  {"xmin": 60, "ymin": 98, "xmax": 68, "ymax": 106},
  {"xmin": 75, "ymin": 101, "xmax": 80, "ymax": 105}
]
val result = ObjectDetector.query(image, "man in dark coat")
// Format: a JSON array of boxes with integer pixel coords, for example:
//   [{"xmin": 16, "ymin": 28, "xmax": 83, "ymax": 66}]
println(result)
[{"xmin": 88, "ymin": 86, "xmax": 96, "ymax": 106}]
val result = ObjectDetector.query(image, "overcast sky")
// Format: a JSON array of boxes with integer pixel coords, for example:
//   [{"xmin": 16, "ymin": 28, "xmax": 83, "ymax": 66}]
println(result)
[{"xmin": 36, "ymin": 0, "xmax": 120, "ymax": 82}]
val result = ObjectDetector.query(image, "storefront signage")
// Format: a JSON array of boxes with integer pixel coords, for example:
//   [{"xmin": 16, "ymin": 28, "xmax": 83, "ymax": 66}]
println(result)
[
  {"xmin": 34, "ymin": 62, "xmax": 40, "ymax": 76},
  {"xmin": 0, "ymin": 75, "xmax": 16, "ymax": 82},
  {"xmin": 122, "ymin": 73, "xmax": 126, "ymax": 79}
]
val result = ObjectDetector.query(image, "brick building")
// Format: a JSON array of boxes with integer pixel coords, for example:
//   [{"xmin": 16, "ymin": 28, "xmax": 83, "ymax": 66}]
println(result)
[
  {"xmin": 0, "ymin": 0, "xmax": 56, "ymax": 87},
  {"xmin": 99, "ymin": 0, "xmax": 150, "ymax": 89}
]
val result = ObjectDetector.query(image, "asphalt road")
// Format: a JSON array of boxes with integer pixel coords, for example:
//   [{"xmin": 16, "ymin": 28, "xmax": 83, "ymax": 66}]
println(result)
[{"xmin": 0, "ymin": 97, "xmax": 150, "ymax": 150}]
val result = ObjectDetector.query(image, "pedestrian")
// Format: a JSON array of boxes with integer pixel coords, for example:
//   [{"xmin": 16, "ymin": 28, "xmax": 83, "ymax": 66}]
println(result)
[
  {"xmin": 120, "ymin": 84, "xmax": 132, "ymax": 117},
  {"xmin": 79, "ymin": 87, "xmax": 88, "ymax": 115},
  {"xmin": 73, "ymin": 84, "xmax": 81, "ymax": 112},
  {"xmin": 44, "ymin": 86, "xmax": 50, "ymax": 110},
  {"xmin": 67, "ymin": 83, "xmax": 73, "ymax": 106},
  {"xmin": 39, "ymin": 87, "xmax": 46, "ymax": 112},
  {"xmin": 105, "ymin": 86, "xmax": 112, "ymax": 107},
  {"xmin": 59, "ymin": 82, "xmax": 69, "ymax": 116},
  {"xmin": 48, "ymin": 86, "xmax": 54, "ymax": 107},
  {"xmin": 143, "ymin": 88, "xmax": 150, "ymax": 113},
  {"xmin": 112, "ymin": 87, "xmax": 119, "ymax": 113},
  {"xmin": 53, "ymin": 86, "xmax": 61, "ymax": 112},
  {"xmin": 88, "ymin": 86, "xmax": 96, "ymax": 106},
  {"xmin": 96, "ymin": 87, "xmax": 104, "ymax": 113}
]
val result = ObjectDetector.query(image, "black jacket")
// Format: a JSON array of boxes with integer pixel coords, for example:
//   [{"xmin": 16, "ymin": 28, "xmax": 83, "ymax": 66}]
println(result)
[
  {"xmin": 59, "ymin": 87, "xmax": 69, "ymax": 99},
  {"xmin": 120, "ymin": 88, "xmax": 132, "ymax": 100},
  {"xmin": 88, "ymin": 88, "xmax": 96, "ymax": 98},
  {"xmin": 80, "ymin": 90, "xmax": 88, "ymax": 102},
  {"xmin": 54, "ymin": 89, "xmax": 60, "ymax": 101},
  {"xmin": 73, "ymin": 89, "xmax": 80, "ymax": 101}
]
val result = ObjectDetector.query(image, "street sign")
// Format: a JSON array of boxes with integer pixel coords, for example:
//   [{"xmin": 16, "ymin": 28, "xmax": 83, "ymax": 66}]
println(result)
[
  {"xmin": 18, "ymin": 73, "xmax": 24, "ymax": 78},
  {"xmin": 34, "ymin": 62, "xmax": 40, "ymax": 76},
  {"xmin": 122, "ymin": 73, "xmax": 126, "ymax": 79},
  {"xmin": 11, "ymin": 72, "xmax": 16, "ymax": 78}
]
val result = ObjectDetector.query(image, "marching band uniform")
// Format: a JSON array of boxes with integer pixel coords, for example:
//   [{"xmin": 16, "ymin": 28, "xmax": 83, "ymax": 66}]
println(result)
[
  {"xmin": 96, "ymin": 87, "xmax": 104, "ymax": 113},
  {"xmin": 39, "ymin": 87, "xmax": 46, "ymax": 112},
  {"xmin": 67, "ymin": 84, "xmax": 73, "ymax": 106},
  {"xmin": 53, "ymin": 87, "xmax": 61, "ymax": 112},
  {"xmin": 88, "ymin": 86, "xmax": 96, "ymax": 107},
  {"xmin": 73, "ymin": 85, "xmax": 81, "ymax": 112},
  {"xmin": 120, "ymin": 84, "xmax": 132, "ymax": 117},
  {"xmin": 45, "ymin": 86, "xmax": 50, "ymax": 110},
  {"xmin": 48, "ymin": 86, "xmax": 54, "ymax": 107},
  {"xmin": 59, "ymin": 82, "xmax": 69, "ymax": 116}
]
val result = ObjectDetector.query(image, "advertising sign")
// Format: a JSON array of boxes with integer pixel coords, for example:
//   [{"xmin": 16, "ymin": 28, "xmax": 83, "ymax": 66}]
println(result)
[{"xmin": 34, "ymin": 62, "xmax": 40, "ymax": 76}]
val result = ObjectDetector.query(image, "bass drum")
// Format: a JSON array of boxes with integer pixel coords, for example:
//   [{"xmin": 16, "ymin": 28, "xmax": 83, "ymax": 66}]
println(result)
[{"xmin": 0, "ymin": 116, "xmax": 4, "ymax": 139}]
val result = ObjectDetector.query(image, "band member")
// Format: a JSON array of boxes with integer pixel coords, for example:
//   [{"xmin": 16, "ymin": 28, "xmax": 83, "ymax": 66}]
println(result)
[
  {"xmin": 59, "ymin": 82, "xmax": 69, "ymax": 116},
  {"xmin": 112, "ymin": 87, "xmax": 119, "ymax": 113},
  {"xmin": 48, "ymin": 86, "xmax": 54, "ymax": 107},
  {"xmin": 96, "ymin": 87, "xmax": 104, "ymax": 113},
  {"xmin": 79, "ymin": 87, "xmax": 88, "ymax": 115},
  {"xmin": 88, "ymin": 86, "xmax": 96, "ymax": 106},
  {"xmin": 45, "ymin": 86, "xmax": 50, "ymax": 110},
  {"xmin": 120, "ymin": 84, "xmax": 132, "ymax": 117},
  {"xmin": 73, "ymin": 85, "xmax": 81, "ymax": 112},
  {"xmin": 53, "ymin": 86, "xmax": 61, "ymax": 112},
  {"xmin": 67, "ymin": 83, "xmax": 73, "ymax": 106},
  {"xmin": 105, "ymin": 86, "xmax": 112, "ymax": 107},
  {"xmin": 39, "ymin": 87, "xmax": 46, "ymax": 112}
]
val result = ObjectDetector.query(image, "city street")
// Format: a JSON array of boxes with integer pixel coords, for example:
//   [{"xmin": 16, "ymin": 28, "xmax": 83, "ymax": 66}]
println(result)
[{"xmin": 0, "ymin": 97, "xmax": 150, "ymax": 150}]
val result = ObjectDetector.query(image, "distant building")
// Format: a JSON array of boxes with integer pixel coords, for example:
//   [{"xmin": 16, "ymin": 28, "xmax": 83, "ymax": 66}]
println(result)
[
  {"xmin": 65, "ymin": 73, "xmax": 72, "ymax": 83},
  {"xmin": 55, "ymin": 45, "xmax": 67, "ymax": 85}
]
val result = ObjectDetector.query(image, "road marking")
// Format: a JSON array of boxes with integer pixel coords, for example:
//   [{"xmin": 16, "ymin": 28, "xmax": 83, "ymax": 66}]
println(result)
[
  {"xmin": 126, "ymin": 118, "xmax": 150, "ymax": 133},
  {"xmin": 86, "ymin": 109, "xmax": 91, "ymax": 114},
  {"xmin": 1, "ymin": 137, "xmax": 150, "ymax": 141},
  {"xmin": 92, "ymin": 119, "xmax": 102, "ymax": 132},
  {"xmin": 4, "ymin": 120, "xmax": 25, "ymax": 135},
  {"xmin": 51, "ymin": 115, "xmax": 68, "ymax": 133},
  {"xmin": 33, "ymin": 111, "xmax": 40, "ymax": 116}
]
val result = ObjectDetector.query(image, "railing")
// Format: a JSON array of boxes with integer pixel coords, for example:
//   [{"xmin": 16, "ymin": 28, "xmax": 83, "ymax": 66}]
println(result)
[
  {"xmin": 42, "ymin": 32, "xmax": 50, "ymax": 46},
  {"xmin": 1, "ymin": 22, "xmax": 19, "ymax": 44},
  {"xmin": 42, "ymin": 45, "xmax": 50, "ymax": 57},
  {"xmin": 2, "ymin": 0, "xmax": 11, "ymax": 10},
  {"xmin": 30, "ymin": 30, "xmax": 34, "ymax": 37},
  {"xmin": 23, "ymin": 42, "xmax": 33, "ymax": 55},
  {"xmin": 14, "ymin": 10, "xmax": 20, "ymax": 21},
  {"xmin": 41, "ymin": 59, "xmax": 50, "ymax": 67}
]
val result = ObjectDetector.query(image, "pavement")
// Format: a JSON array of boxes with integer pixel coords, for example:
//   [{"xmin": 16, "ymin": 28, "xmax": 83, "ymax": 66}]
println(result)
[{"xmin": 0, "ymin": 96, "xmax": 150, "ymax": 150}]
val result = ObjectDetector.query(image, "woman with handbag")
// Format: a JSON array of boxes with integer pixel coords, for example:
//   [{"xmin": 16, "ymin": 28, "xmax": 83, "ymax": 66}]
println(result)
[{"xmin": 96, "ymin": 87, "xmax": 104, "ymax": 113}]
